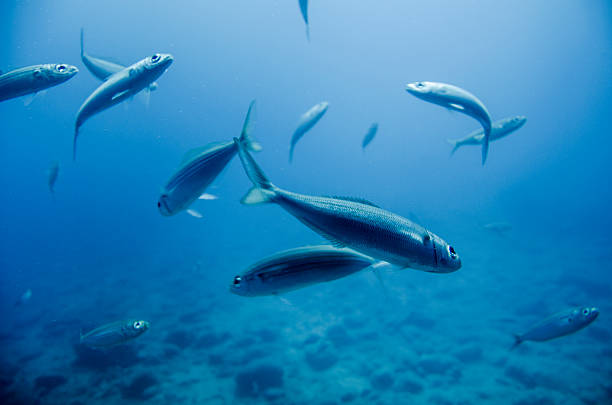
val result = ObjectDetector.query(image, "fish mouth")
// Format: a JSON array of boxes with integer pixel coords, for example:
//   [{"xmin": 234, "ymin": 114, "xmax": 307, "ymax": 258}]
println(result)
[{"xmin": 158, "ymin": 197, "xmax": 172, "ymax": 216}]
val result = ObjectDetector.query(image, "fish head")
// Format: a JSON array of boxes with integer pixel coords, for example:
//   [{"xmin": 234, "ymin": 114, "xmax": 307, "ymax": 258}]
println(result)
[
  {"xmin": 157, "ymin": 194, "xmax": 175, "ymax": 216},
  {"xmin": 43, "ymin": 64, "xmax": 79, "ymax": 83},
  {"xmin": 576, "ymin": 307, "xmax": 599, "ymax": 325},
  {"xmin": 405, "ymin": 81, "xmax": 441, "ymax": 99},
  {"xmin": 127, "ymin": 320, "xmax": 150, "ymax": 338},
  {"xmin": 229, "ymin": 274, "xmax": 255, "ymax": 297},
  {"xmin": 506, "ymin": 115, "xmax": 527, "ymax": 131},
  {"xmin": 143, "ymin": 53, "xmax": 174, "ymax": 75},
  {"xmin": 317, "ymin": 101, "xmax": 330, "ymax": 114},
  {"xmin": 432, "ymin": 236, "xmax": 461, "ymax": 272}
]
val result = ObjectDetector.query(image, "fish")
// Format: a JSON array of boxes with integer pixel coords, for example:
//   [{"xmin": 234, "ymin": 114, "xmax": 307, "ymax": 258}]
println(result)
[
  {"xmin": 362, "ymin": 122, "xmax": 379, "ymax": 150},
  {"xmin": 298, "ymin": 0, "xmax": 310, "ymax": 41},
  {"xmin": 80, "ymin": 319, "xmax": 149, "ymax": 348},
  {"xmin": 405, "ymin": 81, "xmax": 492, "ymax": 165},
  {"xmin": 447, "ymin": 116, "xmax": 527, "ymax": 156},
  {"xmin": 512, "ymin": 306, "xmax": 599, "ymax": 349},
  {"xmin": 14, "ymin": 289, "xmax": 32, "ymax": 307},
  {"xmin": 234, "ymin": 138, "xmax": 461, "ymax": 273},
  {"xmin": 158, "ymin": 100, "xmax": 261, "ymax": 217},
  {"xmin": 0, "ymin": 64, "xmax": 78, "ymax": 103},
  {"xmin": 47, "ymin": 161, "xmax": 59, "ymax": 194},
  {"xmin": 80, "ymin": 28, "xmax": 159, "ymax": 90},
  {"xmin": 289, "ymin": 101, "xmax": 329, "ymax": 162},
  {"xmin": 73, "ymin": 53, "xmax": 173, "ymax": 160},
  {"xmin": 230, "ymin": 245, "xmax": 379, "ymax": 297}
]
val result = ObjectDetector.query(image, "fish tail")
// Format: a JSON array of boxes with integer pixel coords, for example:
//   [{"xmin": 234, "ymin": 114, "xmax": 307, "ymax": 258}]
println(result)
[
  {"xmin": 73, "ymin": 126, "xmax": 79, "ymax": 161},
  {"xmin": 305, "ymin": 25, "xmax": 310, "ymax": 42},
  {"xmin": 238, "ymin": 99, "xmax": 262, "ymax": 152},
  {"xmin": 80, "ymin": 28, "xmax": 84, "ymax": 57},
  {"xmin": 289, "ymin": 144, "xmax": 295, "ymax": 163},
  {"xmin": 510, "ymin": 334, "xmax": 522, "ymax": 350},
  {"xmin": 481, "ymin": 125, "xmax": 491, "ymax": 165},
  {"xmin": 446, "ymin": 139, "xmax": 460, "ymax": 157},
  {"xmin": 234, "ymin": 137, "xmax": 277, "ymax": 205}
]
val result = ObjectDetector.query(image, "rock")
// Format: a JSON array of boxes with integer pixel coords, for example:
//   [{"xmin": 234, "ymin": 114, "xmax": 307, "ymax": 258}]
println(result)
[
  {"xmin": 371, "ymin": 372, "xmax": 394, "ymax": 390},
  {"xmin": 72, "ymin": 343, "xmax": 140, "ymax": 371},
  {"xmin": 120, "ymin": 372, "xmax": 159, "ymax": 400},
  {"xmin": 305, "ymin": 343, "xmax": 338, "ymax": 371},
  {"xmin": 34, "ymin": 375, "xmax": 68, "ymax": 396},
  {"xmin": 326, "ymin": 325, "xmax": 352, "ymax": 347},
  {"xmin": 234, "ymin": 364, "xmax": 283, "ymax": 398}
]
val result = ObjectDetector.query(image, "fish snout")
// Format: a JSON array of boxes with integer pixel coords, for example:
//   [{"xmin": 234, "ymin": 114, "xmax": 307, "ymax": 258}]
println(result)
[
  {"xmin": 591, "ymin": 307, "xmax": 599, "ymax": 319},
  {"xmin": 405, "ymin": 81, "xmax": 428, "ymax": 95},
  {"xmin": 229, "ymin": 275, "xmax": 246, "ymax": 296}
]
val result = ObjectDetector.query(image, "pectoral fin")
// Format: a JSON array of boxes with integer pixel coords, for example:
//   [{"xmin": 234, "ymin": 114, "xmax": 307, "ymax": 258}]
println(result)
[{"xmin": 186, "ymin": 209, "xmax": 203, "ymax": 218}]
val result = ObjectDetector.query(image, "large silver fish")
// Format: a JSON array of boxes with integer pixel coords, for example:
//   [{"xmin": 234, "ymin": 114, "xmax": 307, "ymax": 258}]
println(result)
[
  {"xmin": 405, "ymin": 81, "xmax": 492, "ymax": 165},
  {"xmin": 362, "ymin": 122, "xmax": 379, "ymax": 150},
  {"xmin": 80, "ymin": 28, "xmax": 158, "ymax": 90},
  {"xmin": 0, "ymin": 64, "xmax": 78, "ymax": 103},
  {"xmin": 512, "ymin": 306, "xmax": 599, "ymax": 349},
  {"xmin": 230, "ymin": 245, "xmax": 378, "ymax": 297},
  {"xmin": 234, "ymin": 139, "xmax": 461, "ymax": 273},
  {"xmin": 447, "ymin": 116, "xmax": 526, "ymax": 156},
  {"xmin": 73, "ymin": 53, "xmax": 173, "ymax": 160},
  {"xmin": 80, "ymin": 319, "xmax": 149, "ymax": 348},
  {"xmin": 158, "ymin": 100, "xmax": 261, "ymax": 217},
  {"xmin": 289, "ymin": 101, "xmax": 329, "ymax": 163},
  {"xmin": 298, "ymin": 0, "xmax": 310, "ymax": 41},
  {"xmin": 47, "ymin": 161, "xmax": 59, "ymax": 194}
]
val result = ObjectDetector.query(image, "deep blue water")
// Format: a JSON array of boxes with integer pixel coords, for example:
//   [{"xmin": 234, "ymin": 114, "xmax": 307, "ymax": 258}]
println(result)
[{"xmin": 1, "ymin": 1, "xmax": 612, "ymax": 404}]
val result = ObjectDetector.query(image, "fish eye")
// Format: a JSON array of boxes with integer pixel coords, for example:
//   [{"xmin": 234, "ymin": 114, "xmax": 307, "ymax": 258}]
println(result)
[
  {"xmin": 133, "ymin": 321, "xmax": 143, "ymax": 329},
  {"xmin": 157, "ymin": 202, "xmax": 161, "ymax": 208},
  {"xmin": 448, "ymin": 246, "xmax": 457, "ymax": 259},
  {"xmin": 582, "ymin": 308, "xmax": 590, "ymax": 316},
  {"xmin": 416, "ymin": 82, "xmax": 425, "ymax": 88},
  {"xmin": 151, "ymin": 54, "xmax": 161, "ymax": 62},
  {"xmin": 233, "ymin": 276, "xmax": 241, "ymax": 287},
  {"xmin": 56, "ymin": 64, "xmax": 67, "ymax": 72}
]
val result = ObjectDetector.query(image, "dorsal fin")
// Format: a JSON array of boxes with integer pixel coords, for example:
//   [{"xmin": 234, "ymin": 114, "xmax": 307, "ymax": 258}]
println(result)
[
  {"xmin": 328, "ymin": 196, "xmax": 380, "ymax": 208},
  {"xmin": 180, "ymin": 142, "xmax": 227, "ymax": 164}
]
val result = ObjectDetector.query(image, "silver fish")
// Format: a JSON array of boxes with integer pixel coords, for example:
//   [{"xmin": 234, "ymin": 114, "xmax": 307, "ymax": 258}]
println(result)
[
  {"xmin": 80, "ymin": 28, "xmax": 158, "ymax": 90},
  {"xmin": 405, "ymin": 81, "xmax": 492, "ymax": 165},
  {"xmin": 289, "ymin": 101, "xmax": 329, "ymax": 163},
  {"xmin": 80, "ymin": 319, "xmax": 149, "ymax": 348},
  {"xmin": 158, "ymin": 100, "xmax": 261, "ymax": 217},
  {"xmin": 234, "ymin": 138, "xmax": 461, "ymax": 273},
  {"xmin": 362, "ymin": 122, "xmax": 379, "ymax": 150},
  {"xmin": 230, "ymin": 245, "xmax": 377, "ymax": 297},
  {"xmin": 0, "ymin": 64, "xmax": 78, "ymax": 103},
  {"xmin": 298, "ymin": 0, "xmax": 310, "ymax": 41},
  {"xmin": 448, "ymin": 116, "xmax": 526, "ymax": 156},
  {"xmin": 73, "ymin": 53, "xmax": 173, "ymax": 160},
  {"xmin": 512, "ymin": 306, "xmax": 599, "ymax": 349},
  {"xmin": 47, "ymin": 161, "xmax": 59, "ymax": 194}
]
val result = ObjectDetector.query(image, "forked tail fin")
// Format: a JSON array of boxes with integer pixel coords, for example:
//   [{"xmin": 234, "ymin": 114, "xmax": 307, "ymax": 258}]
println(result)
[
  {"xmin": 238, "ymin": 99, "xmax": 262, "ymax": 152},
  {"xmin": 510, "ymin": 334, "xmax": 522, "ymax": 350},
  {"xmin": 234, "ymin": 137, "xmax": 277, "ymax": 205}
]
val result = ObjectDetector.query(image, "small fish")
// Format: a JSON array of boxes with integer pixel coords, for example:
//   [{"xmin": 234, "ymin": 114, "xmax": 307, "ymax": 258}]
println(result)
[
  {"xmin": 80, "ymin": 319, "xmax": 149, "ymax": 348},
  {"xmin": 362, "ymin": 122, "xmax": 379, "ymax": 150},
  {"xmin": 230, "ymin": 245, "xmax": 378, "ymax": 297},
  {"xmin": 483, "ymin": 222, "xmax": 512, "ymax": 233},
  {"xmin": 512, "ymin": 306, "xmax": 599, "ymax": 349},
  {"xmin": 405, "ymin": 81, "xmax": 492, "ymax": 165},
  {"xmin": 298, "ymin": 0, "xmax": 310, "ymax": 41},
  {"xmin": 80, "ymin": 28, "xmax": 158, "ymax": 90},
  {"xmin": 0, "ymin": 64, "xmax": 78, "ymax": 103},
  {"xmin": 289, "ymin": 101, "xmax": 329, "ymax": 162},
  {"xmin": 447, "ymin": 116, "xmax": 526, "ymax": 156},
  {"xmin": 73, "ymin": 53, "xmax": 173, "ymax": 160},
  {"xmin": 158, "ymin": 100, "xmax": 261, "ymax": 217},
  {"xmin": 47, "ymin": 161, "xmax": 59, "ymax": 194},
  {"xmin": 14, "ymin": 289, "xmax": 32, "ymax": 307},
  {"xmin": 234, "ymin": 138, "xmax": 461, "ymax": 273}
]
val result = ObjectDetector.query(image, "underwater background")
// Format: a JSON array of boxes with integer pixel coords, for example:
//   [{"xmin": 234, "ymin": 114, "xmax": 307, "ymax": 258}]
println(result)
[{"xmin": 1, "ymin": 1, "xmax": 612, "ymax": 404}]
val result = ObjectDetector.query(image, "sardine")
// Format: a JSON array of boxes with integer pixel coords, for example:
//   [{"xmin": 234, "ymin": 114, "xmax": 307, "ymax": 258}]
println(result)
[
  {"xmin": 158, "ymin": 100, "xmax": 261, "ymax": 217},
  {"xmin": 234, "ymin": 138, "xmax": 461, "ymax": 273},
  {"xmin": 512, "ymin": 307, "xmax": 599, "ymax": 349},
  {"xmin": 289, "ymin": 101, "xmax": 329, "ymax": 163},
  {"xmin": 73, "ymin": 53, "xmax": 173, "ymax": 160},
  {"xmin": 362, "ymin": 122, "xmax": 378, "ymax": 150},
  {"xmin": 405, "ymin": 81, "xmax": 492, "ymax": 165},
  {"xmin": 230, "ymin": 245, "xmax": 378, "ymax": 297},
  {"xmin": 447, "ymin": 116, "xmax": 526, "ymax": 156},
  {"xmin": 80, "ymin": 319, "xmax": 149, "ymax": 348},
  {"xmin": 0, "ymin": 64, "xmax": 78, "ymax": 103}
]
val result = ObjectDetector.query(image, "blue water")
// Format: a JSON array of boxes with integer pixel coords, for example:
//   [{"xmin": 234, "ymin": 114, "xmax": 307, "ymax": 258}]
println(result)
[{"xmin": 1, "ymin": 1, "xmax": 612, "ymax": 404}]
